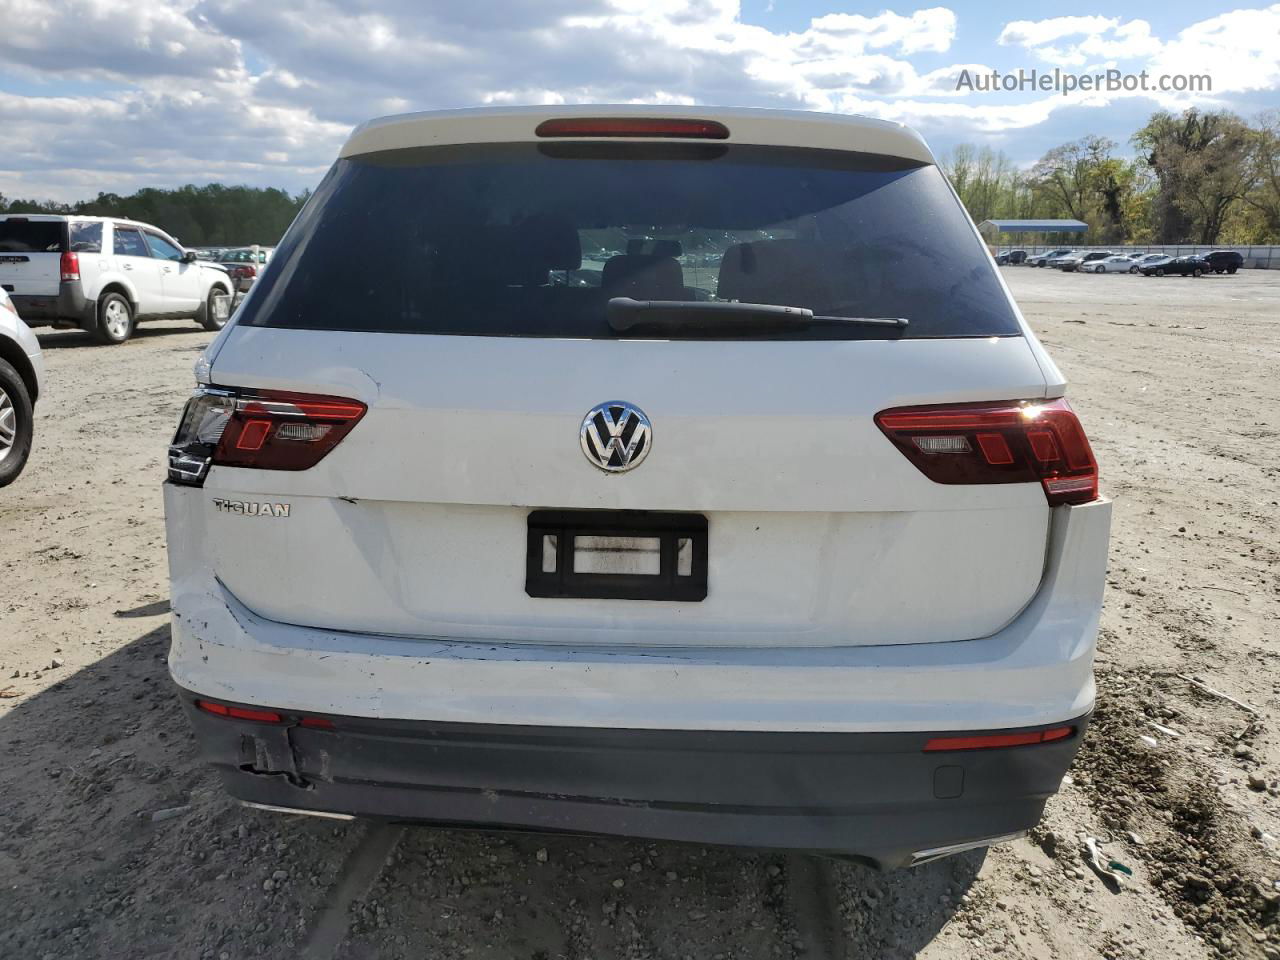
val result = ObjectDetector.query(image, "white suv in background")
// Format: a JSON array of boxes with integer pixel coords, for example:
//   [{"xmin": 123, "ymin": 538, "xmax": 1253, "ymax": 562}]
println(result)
[
  {"xmin": 0, "ymin": 215, "xmax": 233, "ymax": 344},
  {"xmin": 164, "ymin": 106, "xmax": 1112, "ymax": 868}
]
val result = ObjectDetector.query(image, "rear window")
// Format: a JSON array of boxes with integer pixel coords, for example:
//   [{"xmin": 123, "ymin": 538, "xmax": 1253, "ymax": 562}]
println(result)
[
  {"xmin": 69, "ymin": 222, "xmax": 103, "ymax": 253},
  {"xmin": 240, "ymin": 142, "xmax": 1020, "ymax": 340},
  {"xmin": 0, "ymin": 218, "xmax": 65, "ymax": 254},
  {"xmin": 113, "ymin": 227, "xmax": 149, "ymax": 258}
]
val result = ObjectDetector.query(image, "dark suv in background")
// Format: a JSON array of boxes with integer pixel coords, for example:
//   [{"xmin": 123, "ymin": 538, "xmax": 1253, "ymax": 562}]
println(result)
[{"xmin": 1203, "ymin": 251, "xmax": 1244, "ymax": 274}]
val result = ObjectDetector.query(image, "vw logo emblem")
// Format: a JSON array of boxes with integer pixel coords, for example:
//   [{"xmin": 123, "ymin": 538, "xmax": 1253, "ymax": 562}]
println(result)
[{"xmin": 580, "ymin": 402, "xmax": 652, "ymax": 473}]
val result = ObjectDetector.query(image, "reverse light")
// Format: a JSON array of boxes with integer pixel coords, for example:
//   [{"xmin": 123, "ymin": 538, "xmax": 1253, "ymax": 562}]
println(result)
[
  {"xmin": 60, "ymin": 251, "xmax": 80, "ymax": 282},
  {"xmin": 875, "ymin": 398, "xmax": 1098, "ymax": 506},
  {"xmin": 167, "ymin": 387, "xmax": 367, "ymax": 485},
  {"xmin": 535, "ymin": 117, "xmax": 730, "ymax": 139}
]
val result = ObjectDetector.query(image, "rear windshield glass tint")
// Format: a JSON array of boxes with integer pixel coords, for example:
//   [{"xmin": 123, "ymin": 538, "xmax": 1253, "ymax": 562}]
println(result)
[
  {"xmin": 0, "ymin": 219, "xmax": 64, "ymax": 254},
  {"xmin": 239, "ymin": 143, "xmax": 1020, "ymax": 340}
]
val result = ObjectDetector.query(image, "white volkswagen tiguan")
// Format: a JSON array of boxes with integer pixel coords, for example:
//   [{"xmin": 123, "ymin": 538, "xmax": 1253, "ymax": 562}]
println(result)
[{"xmin": 164, "ymin": 106, "xmax": 1111, "ymax": 868}]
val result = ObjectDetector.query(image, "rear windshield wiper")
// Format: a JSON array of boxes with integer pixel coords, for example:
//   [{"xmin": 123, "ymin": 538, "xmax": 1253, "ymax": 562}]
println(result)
[{"xmin": 606, "ymin": 298, "xmax": 909, "ymax": 334}]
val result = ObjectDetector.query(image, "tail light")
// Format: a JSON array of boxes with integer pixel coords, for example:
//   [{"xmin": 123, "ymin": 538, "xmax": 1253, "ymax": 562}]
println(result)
[
  {"xmin": 875, "ymin": 398, "xmax": 1098, "ymax": 506},
  {"xmin": 535, "ymin": 117, "xmax": 730, "ymax": 139},
  {"xmin": 168, "ymin": 387, "xmax": 366, "ymax": 485},
  {"xmin": 60, "ymin": 251, "xmax": 80, "ymax": 282}
]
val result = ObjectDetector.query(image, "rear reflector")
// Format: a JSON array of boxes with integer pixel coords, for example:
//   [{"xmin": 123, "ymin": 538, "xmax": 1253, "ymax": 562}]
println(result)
[
  {"xmin": 875, "ymin": 398, "xmax": 1098, "ymax": 506},
  {"xmin": 196, "ymin": 700, "xmax": 283, "ymax": 724},
  {"xmin": 923, "ymin": 726, "xmax": 1075, "ymax": 752},
  {"xmin": 196, "ymin": 699, "xmax": 335, "ymax": 728},
  {"xmin": 535, "ymin": 117, "xmax": 730, "ymax": 140}
]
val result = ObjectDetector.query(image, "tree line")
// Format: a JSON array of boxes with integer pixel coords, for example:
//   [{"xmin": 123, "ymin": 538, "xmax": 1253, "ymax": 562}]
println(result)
[
  {"xmin": 4, "ymin": 107, "xmax": 1277, "ymax": 248},
  {"xmin": 943, "ymin": 108, "xmax": 1280, "ymax": 245},
  {"xmin": 0, "ymin": 183, "xmax": 309, "ymax": 247}
]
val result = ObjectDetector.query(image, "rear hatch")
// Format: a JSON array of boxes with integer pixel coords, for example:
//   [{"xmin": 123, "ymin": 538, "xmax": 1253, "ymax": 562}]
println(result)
[
  {"xmin": 0, "ymin": 216, "xmax": 66, "ymax": 296},
  {"xmin": 177, "ymin": 121, "xmax": 1075, "ymax": 649}
]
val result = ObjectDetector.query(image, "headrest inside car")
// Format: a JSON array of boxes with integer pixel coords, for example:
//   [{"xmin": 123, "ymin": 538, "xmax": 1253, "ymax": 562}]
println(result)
[
  {"xmin": 513, "ymin": 213, "xmax": 582, "ymax": 272},
  {"xmin": 625, "ymin": 238, "xmax": 683, "ymax": 259},
  {"xmin": 427, "ymin": 214, "xmax": 582, "ymax": 286},
  {"xmin": 602, "ymin": 254, "xmax": 685, "ymax": 301},
  {"xmin": 717, "ymin": 240, "xmax": 836, "ymax": 308}
]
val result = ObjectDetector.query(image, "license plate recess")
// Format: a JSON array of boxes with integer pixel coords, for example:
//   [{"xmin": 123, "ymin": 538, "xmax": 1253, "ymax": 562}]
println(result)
[{"xmin": 526, "ymin": 510, "xmax": 708, "ymax": 601}]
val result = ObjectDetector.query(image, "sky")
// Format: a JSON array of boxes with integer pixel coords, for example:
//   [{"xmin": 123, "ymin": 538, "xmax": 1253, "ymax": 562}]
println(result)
[{"xmin": 1, "ymin": 0, "xmax": 1278, "ymax": 201}]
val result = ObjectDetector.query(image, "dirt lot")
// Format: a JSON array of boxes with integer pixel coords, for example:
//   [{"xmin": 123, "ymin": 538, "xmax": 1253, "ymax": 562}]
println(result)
[{"xmin": 1, "ymin": 267, "xmax": 1278, "ymax": 960}]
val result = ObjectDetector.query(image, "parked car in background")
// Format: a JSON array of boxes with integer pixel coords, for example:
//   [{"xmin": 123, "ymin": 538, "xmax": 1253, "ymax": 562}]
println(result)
[
  {"xmin": 218, "ymin": 246, "xmax": 274, "ymax": 294},
  {"xmin": 1083, "ymin": 255, "xmax": 1137, "ymax": 274},
  {"xmin": 0, "ymin": 215, "xmax": 235, "ymax": 344},
  {"xmin": 1203, "ymin": 250, "xmax": 1243, "ymax": 274},
  {"xmin": 1056, "ymin": 251, "xmax": 1112, "ymax": 272},
  {"xmin": 1139, "ymin": 255, "xmax": 1210, "ymax": 277},
  {"xmin": 1137, "ymin": 255, "xmax": 1173, "ymax": 276},
  {"xmin": 165, "ymin": 105, "xmax": 1110, "ymax": 870},
  {"xmin": 0, "ymin": 286, "xmax": 42, "ymax": 486},
  {"xmin": 1006, "ymin": 250, "xmax": 1028, "ymax": 265},
  {"xmin": 1027, "ymin": 248, "xmax": 1072, "ymax": 267},
  {"xmin": 1127, "ymin": 254, "xmax": 1165, "ymax": 273}
]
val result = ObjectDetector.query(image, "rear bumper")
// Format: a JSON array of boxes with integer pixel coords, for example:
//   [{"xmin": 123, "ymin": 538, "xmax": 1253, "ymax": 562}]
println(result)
[
  {"xmin": 165, "ymin": 491, "xmax": 1110, "ymax": 734},
  {"xmin": 179, "ymin": 694, "xmax": 1088, "ymax": 868},
  {"xmin": 10, "ymin": 281, "xmax": 95, "ymax": 328}
]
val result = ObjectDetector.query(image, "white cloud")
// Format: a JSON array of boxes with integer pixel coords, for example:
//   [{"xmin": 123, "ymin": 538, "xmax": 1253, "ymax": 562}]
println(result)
[
  {"xmin": 0, "ymin": 1, "xmax": 1278, "ymax": 200},
  {"xmin": 0, "ymin": 0, "xmax": 242, "ymax": 80},
  {"xmin": 998, "ymin": 16, "xmax": 1161, "ymax": 67},
  {"xmin": 1152, "ymin": 4, "xmax": 1280, "ymax": 94},
  {"xmin": 806, "ymin": 8, "xmax": 956, "ymax": 55},
  {"xmin": 999, "ymin": 15, "xmax": 1118, "ymax": 49}
]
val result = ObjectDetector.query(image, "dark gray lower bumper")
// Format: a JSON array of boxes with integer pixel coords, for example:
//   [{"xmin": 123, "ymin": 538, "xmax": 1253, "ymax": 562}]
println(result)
[
  {"xmin": 10, "ymin": 281, "xmax": 95, "ymax": 328},
  {"xmin": 180, "ymin": 693, "xmax": 1087, "ymax": 869}
]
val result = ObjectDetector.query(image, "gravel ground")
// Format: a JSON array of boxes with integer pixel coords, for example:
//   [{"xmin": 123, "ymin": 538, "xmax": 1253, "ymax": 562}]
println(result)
[{"xmin": 1, "ymin": 267, "xmax": 1278, "ymax": 959}]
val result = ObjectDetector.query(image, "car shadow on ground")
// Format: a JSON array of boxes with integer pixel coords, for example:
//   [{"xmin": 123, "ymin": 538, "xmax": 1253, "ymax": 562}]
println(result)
[
  {"xmin": 33, "ymin": 322, "xmax": 209, "ymax": 350},
  {"xmin": 0, "ymin": 622, "xmax": 977, "ymax": 959}
]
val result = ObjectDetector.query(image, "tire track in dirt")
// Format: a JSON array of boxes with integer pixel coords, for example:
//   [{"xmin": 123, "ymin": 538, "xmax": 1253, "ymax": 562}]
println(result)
[{"xmin": 301, "ymin": 824, "xmax": 404, "ymax": 959}]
